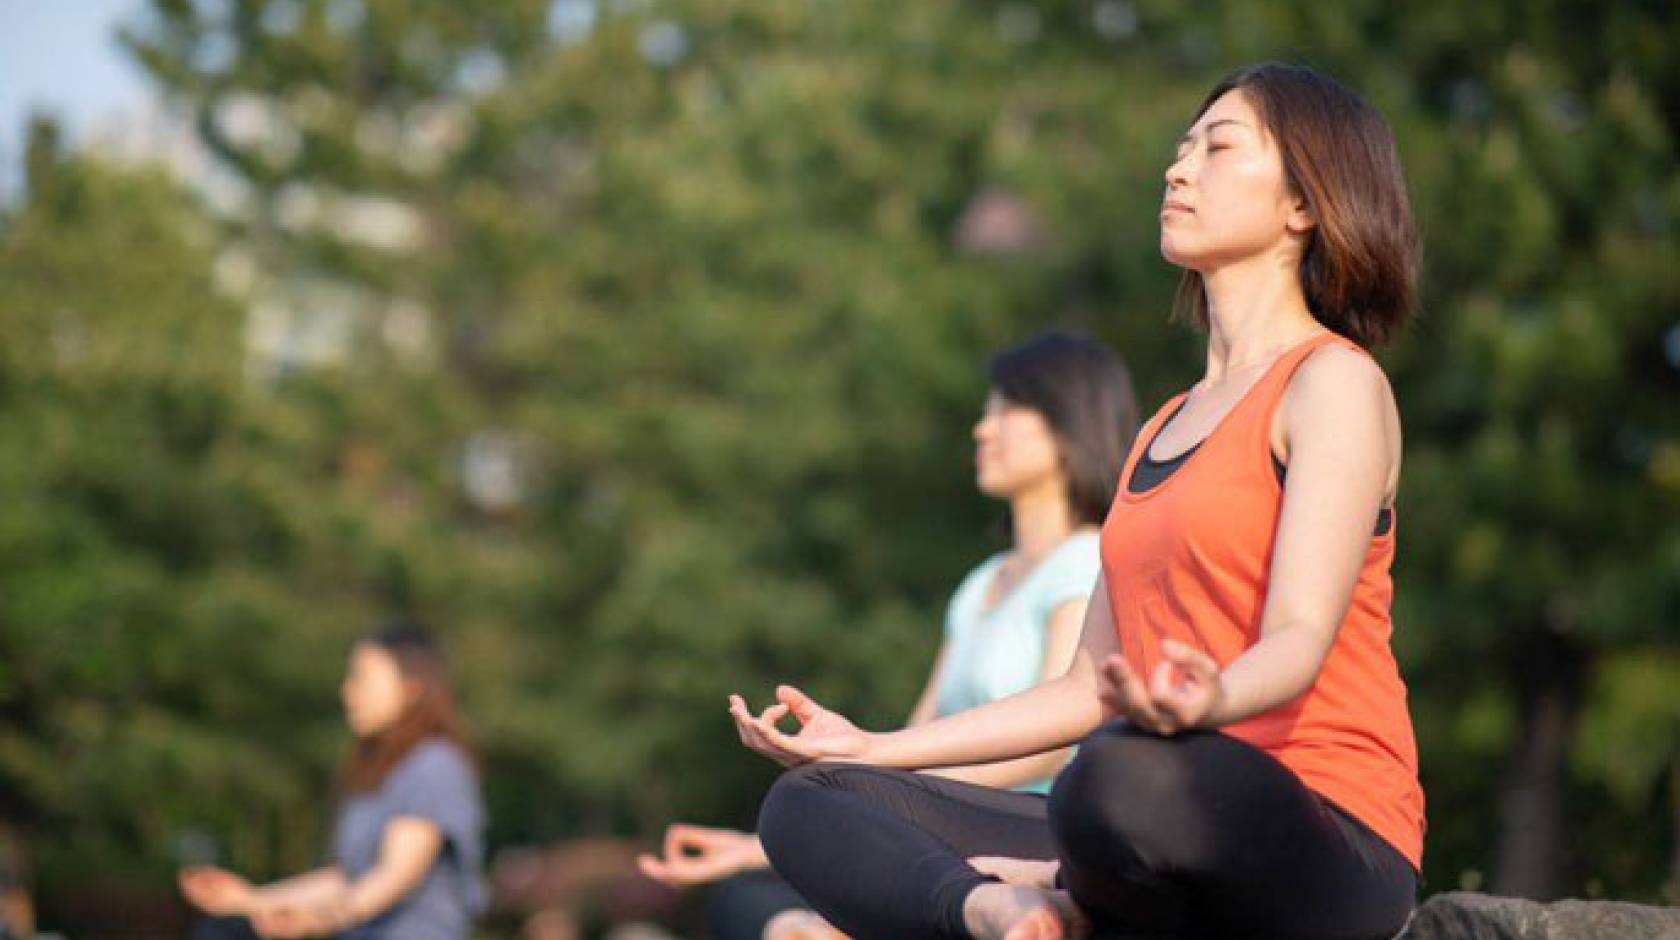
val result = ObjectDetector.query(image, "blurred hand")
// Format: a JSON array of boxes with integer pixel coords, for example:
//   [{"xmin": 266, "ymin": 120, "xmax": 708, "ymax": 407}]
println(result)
[
  {"xmin": 729, "ymin": 686, "xmax": 872, "ymax": 768},
  {"xmin": 178, "ymin": 866, "xmax": 255, "ymax": 916},
  {"xmin": 635, "ymin": 824, "xmax": 768, "ymax": 888},
  {"xmin": 1097, "ymin": 640, "xmax": 1224, "ymax": 735},
  {"xmin": 250, "ymin": 900, "xmax": 339, "ymax": 939}
]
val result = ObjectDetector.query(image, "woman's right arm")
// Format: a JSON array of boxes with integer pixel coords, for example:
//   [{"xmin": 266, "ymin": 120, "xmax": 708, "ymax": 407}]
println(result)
[
  {"xmin": 732, "ymin": 574, "xmax": 1117, "ymax": 770},
  {"xmin": 256, "ymin": 868, "xmax": 351, "ymax": 905},
  {"xmin": 178, "ymin": 865, "xmax": 348, "ymax": 917}
]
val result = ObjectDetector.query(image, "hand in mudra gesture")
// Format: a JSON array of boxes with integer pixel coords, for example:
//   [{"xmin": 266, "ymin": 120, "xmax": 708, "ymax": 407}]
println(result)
[
  {"xmin": 1098, "ymin": 638, "xmax": 1226, "ymax": 735},
  {"xmin": 178, "ymin": 866, "xmax": 256, "ymax": 916},
  {"xmin": 636, "ymin": 824, "xmax": 767, "ymax": 888},
  {"xmin": 729, "ymin": 685, "xmax": 872, "ymax": 767}
]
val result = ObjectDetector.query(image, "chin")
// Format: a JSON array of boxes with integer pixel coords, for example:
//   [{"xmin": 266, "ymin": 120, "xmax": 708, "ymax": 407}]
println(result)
[{"xmin": 1159, "ymin": 236, "xmax": 1201, "ymax": 269}]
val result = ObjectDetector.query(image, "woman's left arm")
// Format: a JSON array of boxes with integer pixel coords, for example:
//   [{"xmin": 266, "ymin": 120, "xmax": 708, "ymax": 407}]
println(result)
[
  {"xmin": 250, "ymin": 817, "xmax": 443, "ymax": 938},
  {"xmin": 1103, "ymin": 347, "xmax": 1399, "ymax": 732},
  {"xmin": 334, "ymin": 817, "xmax": 444, "ymax": 924},
  {"xmin": 1205, "ymin": 346, "xmax": 1399, "ymax": 725}
]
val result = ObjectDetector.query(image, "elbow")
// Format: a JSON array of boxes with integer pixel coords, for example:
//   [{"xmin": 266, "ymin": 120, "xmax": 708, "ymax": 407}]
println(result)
[{"xmin": 1282, "ymin": 635, "xmax": 1335, "ymax": 704}]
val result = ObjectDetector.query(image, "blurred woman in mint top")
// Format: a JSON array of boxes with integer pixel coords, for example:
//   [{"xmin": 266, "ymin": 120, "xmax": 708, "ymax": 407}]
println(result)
[
  {"xmin": 638, "ymin": 331, "xmax": 1138, "ymax": 939},
  {"xmin": 931, "ymin": 532, "xmax": 1100, "ymax": 795}
]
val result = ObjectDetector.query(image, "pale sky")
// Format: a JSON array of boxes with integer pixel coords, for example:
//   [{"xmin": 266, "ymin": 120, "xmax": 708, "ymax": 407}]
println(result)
[{"xmin": 0, "ymin": 0, "xmax": 156, "ymax": 200}]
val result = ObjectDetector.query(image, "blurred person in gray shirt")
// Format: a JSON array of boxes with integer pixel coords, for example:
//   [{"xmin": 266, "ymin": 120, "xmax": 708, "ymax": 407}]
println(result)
[{"xmin": 180, "ymin": 622, "xmax": 485, "ymax": 940}]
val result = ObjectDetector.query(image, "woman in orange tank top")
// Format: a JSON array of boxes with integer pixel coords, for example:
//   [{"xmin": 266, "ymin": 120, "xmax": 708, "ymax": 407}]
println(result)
[{"xmin": 730, "ymin": 62, "xmax": 1424, "ymax": 940}]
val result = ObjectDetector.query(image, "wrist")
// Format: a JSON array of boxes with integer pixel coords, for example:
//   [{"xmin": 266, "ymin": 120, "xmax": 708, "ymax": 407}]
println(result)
[
  {"xmin": 1198, "ymin": 675, "xmax": 1233, "ymax": 729},
  {"xmin": 856, "ymin": 729, "xmax": 891, "ymax": 766}
]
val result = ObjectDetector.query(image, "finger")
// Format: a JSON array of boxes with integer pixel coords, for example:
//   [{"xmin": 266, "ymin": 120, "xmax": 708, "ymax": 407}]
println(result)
[
  {"xmin": 730, "ymin": 698, "xmax": 771, "ymax": 752},
  {"xmin": 636, "ymin": 853, "xmax": 673, "ymax": 884},
  {"xmin": 1106, "ymin": 655, "xmax": 1164, "ymax": 731},
  {"xmin": 1097, "ymin": 667, "xmax": 1131, "ymax": 718},
  {"xmin": 1150, "ymin": 659, "xmax": 1179, "ymax": 702},
  {"xmin": 1161, "ymin": 639, "xmax": 1218, "ymax": 679},
  {"xmin": 1147, "ymin": 661, "xmax": 1185, "ymax": 733},
  {"xmin": 729, "ymin": 707, "xmax": 756, "ymax": 748},
  {"xmin": 747, "ymin": 704, "xmax": 790, "ymax": 741},
  {"xmin": 1157, "ymin": 672, "xmax": 1216, "ymax": 730},
  {"xmin": 1105, "ymin": 655, "xmax": 1151, "ymax": 711},
  {"xmin": 734, "ymin": 697, "xmax": 784, "ymax": 751},
  {"xmin": 755, "ymin": 710, "xmax": 813, "ymax": 761},
  {"xmin": 776, "ymin": 685, "xmax": 822, "ymax": 723},
  {"xmin": 1151, "ymin": 658, "xmax": 1191, "ymax": 706},
  {"xmin": 758, "ymin": 702, "xmax": 790, "ymax": 732},
  {"xmin": 664, "ymin": 824, "xmax": 694, "ymax": 860}
]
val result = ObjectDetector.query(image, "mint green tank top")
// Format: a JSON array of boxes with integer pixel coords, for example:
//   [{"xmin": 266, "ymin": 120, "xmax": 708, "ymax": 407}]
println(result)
[{"xmin": 935, "ymin": 531, "xmax": 1101, "ymax": 794}]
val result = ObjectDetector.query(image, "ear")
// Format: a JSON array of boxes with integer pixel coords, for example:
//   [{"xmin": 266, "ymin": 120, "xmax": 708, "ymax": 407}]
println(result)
[{"xmin": 1284, "ymin": 190, "xmax": 1316, "ymax": 237}]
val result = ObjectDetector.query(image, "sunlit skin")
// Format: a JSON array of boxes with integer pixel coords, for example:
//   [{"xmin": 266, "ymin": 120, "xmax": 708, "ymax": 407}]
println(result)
[
  {"xmin": 343, "ymin": 643, "xmax": 412, "ymax": 739},
  {"xmin": 639, "ymin": 391, "xmax": 1093, "ymax": 940},
  {"xmin": 178, "ymin": 644, "xmax": 452, "ymax": 938},
  {"xmin": 729, "ymin": 86, "xmax": 1403, "ymax": 940},
  {"xmin": 973, "ymin": 390, "xmax": 1063, "ymax": 502}
]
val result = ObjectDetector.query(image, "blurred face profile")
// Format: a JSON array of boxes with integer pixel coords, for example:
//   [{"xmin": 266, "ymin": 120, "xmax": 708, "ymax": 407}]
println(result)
[
  {"xmin": 1160, "ymin": 89, "xmax": 1310, "ymax": 270},
  {"xmin": 973, "ymin": 390, "xmax": 1064, "ymax": 499},
  {"xmin": 341, "ymin": 643, "xmax": 411, "ymax": 738}
]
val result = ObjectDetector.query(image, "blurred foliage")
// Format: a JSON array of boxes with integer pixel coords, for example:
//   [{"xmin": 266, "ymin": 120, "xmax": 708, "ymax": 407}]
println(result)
[{"xmin": 0, "ymin": 0, "xmax": 1675, "ymax": 930}]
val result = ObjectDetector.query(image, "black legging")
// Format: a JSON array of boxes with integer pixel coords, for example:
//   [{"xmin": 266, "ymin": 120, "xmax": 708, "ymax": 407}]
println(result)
[
  {"xmin": 757, "ymin": 722, "xmax": 1417, "ymax": 940},
  {"xmin": 192, "ymin": 916, "xmax": 343, "ymax": 940},
  {"xmin": 706, "ymin": 869, "xmax": 812, "ymax": 940},
  {"xmin": 191, "ymin": 917, "xmax": 292, "ymax": 940}
]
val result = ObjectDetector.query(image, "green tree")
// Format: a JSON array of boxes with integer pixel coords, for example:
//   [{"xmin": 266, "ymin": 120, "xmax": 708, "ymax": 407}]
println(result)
[{"xmin": 0, "ymin": 117, "xmax": 361, "ymax": 924}]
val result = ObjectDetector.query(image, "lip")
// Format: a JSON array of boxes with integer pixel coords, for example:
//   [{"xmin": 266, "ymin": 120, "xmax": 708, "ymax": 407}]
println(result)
[{"xmin": 1161, "ymin": 199, "xmax": 1195, "ymax": 215}]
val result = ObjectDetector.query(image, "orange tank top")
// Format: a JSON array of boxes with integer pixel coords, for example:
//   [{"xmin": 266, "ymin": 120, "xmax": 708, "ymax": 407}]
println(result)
[{"xmin": 1100, "ymin": 330, "xmax": 1425, "ymax": 870}]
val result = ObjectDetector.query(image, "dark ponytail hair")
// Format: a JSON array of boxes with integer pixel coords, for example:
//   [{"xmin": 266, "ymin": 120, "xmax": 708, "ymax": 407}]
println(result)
[{"xmin": 988, "ymin": 330, "xmax": 1139, "ymax": 526}]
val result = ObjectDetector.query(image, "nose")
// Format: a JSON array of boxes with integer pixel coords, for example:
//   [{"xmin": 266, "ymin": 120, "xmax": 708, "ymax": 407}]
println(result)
[{"xmin": 1164, "ymin": 149, "xmax": 1192, "ymax": 190}]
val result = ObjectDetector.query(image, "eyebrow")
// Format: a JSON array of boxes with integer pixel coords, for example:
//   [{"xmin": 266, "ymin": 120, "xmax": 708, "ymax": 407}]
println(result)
[{"xmin": 1179, "ymin": 118, "xmax": 1249, "ymax": 146}]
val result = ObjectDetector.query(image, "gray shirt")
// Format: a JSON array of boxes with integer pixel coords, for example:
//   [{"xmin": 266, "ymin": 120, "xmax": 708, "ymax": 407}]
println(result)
[{"xmin": 332, "ymin": 738, "xmax": 487, "ymax": 940}]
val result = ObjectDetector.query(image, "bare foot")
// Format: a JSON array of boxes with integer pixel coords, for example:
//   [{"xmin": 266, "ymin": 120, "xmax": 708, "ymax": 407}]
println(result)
[
  {"xmin": 968, "ymin": 855, "xmax": 1060, "ymax": 889},
  {"xmin": 763, "ymin": 909, "xmax": 848, "ymax": 940},
  {"xmin": 963, "ymin": 884, "xmax": 1089, "ymax": 940}
]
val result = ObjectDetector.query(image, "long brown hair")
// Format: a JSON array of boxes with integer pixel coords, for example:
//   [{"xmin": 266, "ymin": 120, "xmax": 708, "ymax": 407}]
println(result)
[
  {"xmin": 1171, "ymin": 62, "xmax": 1418, "ymax": 347},
  {"xmin": 340, "ymin": 621, "xmax": 477, "ymax": 794}
]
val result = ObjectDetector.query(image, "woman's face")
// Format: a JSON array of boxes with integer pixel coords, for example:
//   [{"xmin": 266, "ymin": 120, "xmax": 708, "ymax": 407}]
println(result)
[
  {"xmin": 973, "ymin": 391, "xmax": 1064, "ymax": 499},
  {"xmin": 1159, "ymin": 89, "xmax": 1313, "ymax": 270},
  {"xmin": 341, "ymin": 643, "xmax": 412, "ymax": 738}
]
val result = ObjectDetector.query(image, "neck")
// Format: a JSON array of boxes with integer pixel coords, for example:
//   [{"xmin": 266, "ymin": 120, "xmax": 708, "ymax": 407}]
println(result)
[
  {"xmin": 1198, "ymin": 253, "xmax": 1323, "ymax": 384},
  {"xmin": 1007, "ymin": 480, "xmax": 1077, "ymax": 562}
]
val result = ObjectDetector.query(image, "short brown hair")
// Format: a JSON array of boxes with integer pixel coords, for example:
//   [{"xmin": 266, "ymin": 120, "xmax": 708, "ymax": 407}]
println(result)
[
  {"xmin": 989, "ymin": 330, "xmax": 1139, "ymax": 526},
  {"xmin": 1172, "ymin": 62, "xmax": 1418, "ymax": 347}
]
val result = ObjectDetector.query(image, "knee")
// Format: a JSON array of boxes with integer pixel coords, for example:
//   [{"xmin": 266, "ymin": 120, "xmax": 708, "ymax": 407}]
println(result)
[
  {"xmin": 1054, "ymin": 723, "xmax": 1190, "ymax": 807},
  {"xmin": 756, "ymin": 762, "xmax": 845, "ymax": 862},
  {"xmin": 1049, "ymin": 723, "xmax": 1210, "ymax": 853}
]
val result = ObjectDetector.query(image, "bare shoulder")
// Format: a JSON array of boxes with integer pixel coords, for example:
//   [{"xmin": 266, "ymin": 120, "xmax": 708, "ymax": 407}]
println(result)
[
  {"xmin": 1281, "ymin": 343, "xmax": 1396, "ymax": 428},
  {"xmin": 1275, "ymin": 342, "xmax": 1402, "ymax": 486}
]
